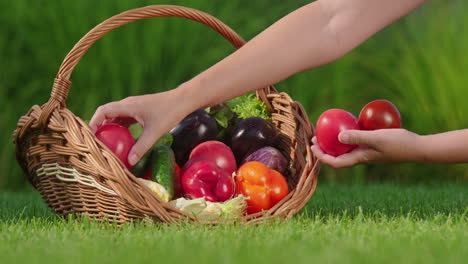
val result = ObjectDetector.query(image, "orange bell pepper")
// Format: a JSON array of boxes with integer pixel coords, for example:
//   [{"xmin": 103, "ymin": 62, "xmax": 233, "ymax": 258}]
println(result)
[{"xmin": 235, "ymin": 161, "xmax": 289, "ymax": 214}]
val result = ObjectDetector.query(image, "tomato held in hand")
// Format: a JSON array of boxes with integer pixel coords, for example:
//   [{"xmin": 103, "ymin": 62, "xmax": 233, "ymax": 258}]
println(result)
[
  {"xmin": 358, "ymin": 99, "xmax": 402, "ymax": 130},
  {"xmin": 95, "ymin": 123, "xmax": 135, "ymax": 169},
  {"xmin": 235, "ymin": 161, "xmax": 289, "ymax": 214},
  {"xmin": 315, "ymin": 109, "xmax": 360, "ymax": 157}
]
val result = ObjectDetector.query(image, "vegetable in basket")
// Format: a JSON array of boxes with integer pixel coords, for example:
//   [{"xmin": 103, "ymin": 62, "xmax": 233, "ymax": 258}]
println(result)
[
  {"xmin": 229, "ymin": 117, "xmax": 278, "ymax": 163},
  {"xmin": 169, "ymin": 195, "xmax": 247, "ymax": 222},
  {"xmin": 130, "ymin": 124, "xmax": 174, "ymax": 146},
  {"xmin": 95, "ymin": 123, "xmax": 135, "ymax": 169},
  {"xmin": 235, "ymin": 161, "xmax": 289, "ymax": 214},
  {"xmin": 181, "ymin": 159, "xmax": 234, "ymax": 202},
  {"xmin": 189, "ymin": 141, "xmax": 237, "ymax": 175},
  {"xmin": 131, "ymin": 149, "xmax": 152, "ymax": 179},
  {"xmin": 242, "ymin": 146, "xmax": 288, "ymax": 174},
  {"xmin": 170, "ymin": 109, "xmax": 218, "ymax": 166},
  {"xmin": 174, "ymin": 163, "xmax": 183, "ymax": 198},
  {"xmin": 138, "ymin": 178, "xmax": 170, "ymax": 202},
  {"xmin": 225, "ymin": 93, "xmax": 270, "ymax": 120},
  {"xmin": 149, "ymin": 145, "xmax": 176, "ymax": 199},
  {"xmin": 131, "ymin": 132, "xmax": 174, "ymax": 181},
  {"xmin": 206, "ymin": 103, "xmax": 236, "ymax": 142}
]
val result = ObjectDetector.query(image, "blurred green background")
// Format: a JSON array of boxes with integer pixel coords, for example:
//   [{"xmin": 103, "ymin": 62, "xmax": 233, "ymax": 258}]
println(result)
[{"xmin": 1, "ymin": 0, "xmax": 467, "ymax": 190}]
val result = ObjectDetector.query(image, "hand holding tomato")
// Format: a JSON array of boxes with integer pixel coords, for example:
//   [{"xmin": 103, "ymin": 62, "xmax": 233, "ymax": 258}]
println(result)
[
  {"xmin": 312, "ymin": 99, "xmax": 415, "ymax": 168},
  {"xmin": 315, "ymin": 99, "xmax": 403, "ymax": 158},
  {"xmin": 311, "ymin": 128, "xmax": 421, "ymax": 168}
]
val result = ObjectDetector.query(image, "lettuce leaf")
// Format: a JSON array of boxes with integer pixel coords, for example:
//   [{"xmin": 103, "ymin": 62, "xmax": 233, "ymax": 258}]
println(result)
[{"xmin": 226, "ymin": 93, "xmax": 270, "ymax": 120}]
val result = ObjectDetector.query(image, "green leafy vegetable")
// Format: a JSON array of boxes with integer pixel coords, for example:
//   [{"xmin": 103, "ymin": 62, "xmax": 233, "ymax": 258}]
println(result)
[
  {"xmin": 226, "ymin": 93, "xmax": 270, "ymax": 120},
  {"xmin": 206, "ymin": 104, "xmax": 234, "ymax": 128},
  {"xmin": 205, "ymin": 104, "xmax": 236, "ymax": 142}
]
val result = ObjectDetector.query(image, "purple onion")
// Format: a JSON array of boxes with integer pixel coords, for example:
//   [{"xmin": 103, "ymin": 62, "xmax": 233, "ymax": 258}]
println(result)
[{"xmin": 242, "ymin": 146, "xmax": 288, "ymax": 174}]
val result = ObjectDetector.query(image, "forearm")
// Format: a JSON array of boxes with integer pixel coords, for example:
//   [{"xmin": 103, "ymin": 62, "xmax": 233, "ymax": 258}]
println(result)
[
  {"xmin": 419, "ymin": 129, "xmax": 468, "ymax": 163},
  {"xmin": 178, "ymin": 0, "xmax": 428, "ymax": 109},
  {"xmin": 185, "ymin": 1, "xmax": 335, "ymax": 108}
]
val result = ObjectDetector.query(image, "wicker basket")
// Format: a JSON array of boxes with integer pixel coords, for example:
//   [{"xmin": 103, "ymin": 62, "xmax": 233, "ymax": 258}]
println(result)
[{"xmin": 13, "ymin": 5, "xmax": 319, "ymax": 225}]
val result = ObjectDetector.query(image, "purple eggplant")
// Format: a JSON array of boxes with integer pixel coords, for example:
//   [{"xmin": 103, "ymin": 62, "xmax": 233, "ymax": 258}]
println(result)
[
  {"xmin": 170, "ymin": 110, "xmax": 218, "ymax": 166},
  {"xmin": 229, "ymin": 117, "xmax": 278, "ymax": 162},
  {"xmin": 242, "ymin": 146, "xmax": 288, "ymax": 174}
]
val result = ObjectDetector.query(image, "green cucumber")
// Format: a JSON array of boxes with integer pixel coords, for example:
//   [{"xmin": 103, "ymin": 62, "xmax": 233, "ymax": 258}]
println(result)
[
  {"xmin": 130, "ymin": 132, "xmax": 173, "ymax": 179},
  {"xmin": 129, "ymin": 124, "xmax": 144, "ymax": 139},
  {"xmin": 153, "ymin": 133, "xmax": 173, "ymax": 148},
  {"xmin": 151, "ymin": 145, "xmax": 175, "ymax": 199},
  {"xmin": 130, "ymin": 149, "xmax": 152, "ymax": 178}
]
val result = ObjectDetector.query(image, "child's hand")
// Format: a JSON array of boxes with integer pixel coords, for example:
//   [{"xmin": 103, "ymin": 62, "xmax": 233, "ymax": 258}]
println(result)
[
  {"xmin": 89, "ymin": 89, "xmax": 195, "ymax": 166},
  {"xmin": 311, "ymin": 129, "xmax": 423, "ymax": 168}
]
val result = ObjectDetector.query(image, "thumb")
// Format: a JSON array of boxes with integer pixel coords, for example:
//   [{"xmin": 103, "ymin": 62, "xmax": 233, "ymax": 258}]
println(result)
[
  {"xmin": 339, "ymin": 130, "xmax": 378, "ymax": 146},
  {"xmin": 127, "ymin": 126, "xmax": 161, "ymax": 166}
]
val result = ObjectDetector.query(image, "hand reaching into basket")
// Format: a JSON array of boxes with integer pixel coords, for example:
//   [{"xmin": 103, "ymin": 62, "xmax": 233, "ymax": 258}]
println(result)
[
  {"xmin": 90, "ymin": 0, "xmax": 429, "ymax": 166},
  {"xmin": 89, "ymin": 90, "xmax": 197, "ymax": 166},
  {"xmin": 311, "ymin": 129, "xmax": 468, "ymax": 168}
]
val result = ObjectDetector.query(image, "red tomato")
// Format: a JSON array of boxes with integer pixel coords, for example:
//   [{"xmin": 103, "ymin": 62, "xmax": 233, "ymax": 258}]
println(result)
[
  {"xmin": 358, "ymin": 99, "xmax": 402, "ymax": 130},
  {"xmin": 189, "ymin": 141, "xmax": 237, "ymax": 175},
  {"xmin": 95, "ymin": 123, "xmax": 135, "ymax": 169},
  {"xmin": 142, "ymin": 167, "xmax": 152, "ymax": 181},
  {"xmin": 235, "ymin": 161, "xmax": 289, "ymax": 214},
  {"xmin": 173, "ymin": 163, "xmax": 183, "ymax": 199},
  {"xmin": 315, "ymin": 109, "xmax": 360, "ymax": 157}
]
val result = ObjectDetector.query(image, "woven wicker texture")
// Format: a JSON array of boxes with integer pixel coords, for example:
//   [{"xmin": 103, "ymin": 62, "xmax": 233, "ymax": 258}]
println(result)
[{"xmin": 13, "ymin": 5, "xmax": 319, "ymax": 224}]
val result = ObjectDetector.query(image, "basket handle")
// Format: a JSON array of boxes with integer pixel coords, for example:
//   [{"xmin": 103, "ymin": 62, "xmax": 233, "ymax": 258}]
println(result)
[{"xmin": 39, "ymin": 5, "xmax": 249, "ymax": 125}]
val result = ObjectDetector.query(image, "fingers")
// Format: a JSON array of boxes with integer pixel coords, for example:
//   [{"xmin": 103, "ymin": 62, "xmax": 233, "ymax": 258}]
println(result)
[
  {"xmin": 311, "ymin": 146, "xmax": 374, "ymax": 169},
  {"xmin": 338, "ymin": 130, "xmax": 380, "ymax": 146},
  {"xmin": 89, "ymin": 101, "xmax": 134, "ymax": 132},
  {"xmin": 311, "ymin": 136, "xmax": 377, "ymax": 169},
  {"xmin": 127, "ymin": 125, "xmax": 161, "ymax": 166},
  {"xmin": 110, "ymin": 117, "xmax": 137, "ymax": 128}
]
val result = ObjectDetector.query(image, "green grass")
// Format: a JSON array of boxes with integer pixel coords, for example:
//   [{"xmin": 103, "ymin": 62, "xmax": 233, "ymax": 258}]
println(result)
[{"xmin": 1, "ymin": 184, "xmax": 467, "ymax": 264}]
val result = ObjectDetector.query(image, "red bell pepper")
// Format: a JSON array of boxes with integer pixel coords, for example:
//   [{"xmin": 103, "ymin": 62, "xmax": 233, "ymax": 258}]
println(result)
[{"xmin": 181, "ymin": 160, "xmax": 234, "ymax": 202}]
